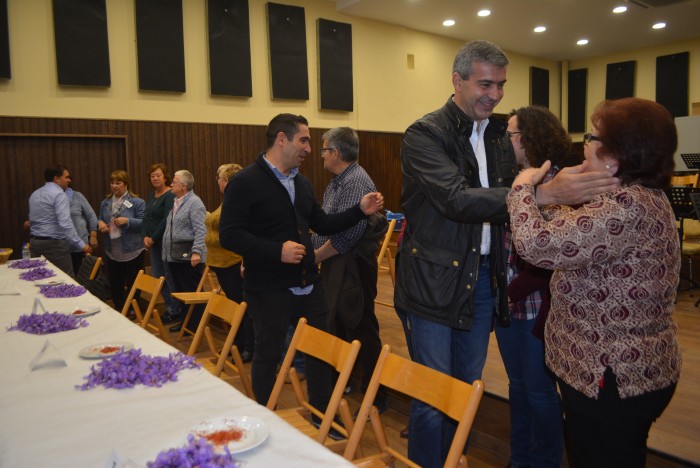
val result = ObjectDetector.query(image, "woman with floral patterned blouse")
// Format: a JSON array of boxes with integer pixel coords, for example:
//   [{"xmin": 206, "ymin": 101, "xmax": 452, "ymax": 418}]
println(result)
[{"xmin": 506, "ymin": 97, "xmax": 681, "ymax": 468}]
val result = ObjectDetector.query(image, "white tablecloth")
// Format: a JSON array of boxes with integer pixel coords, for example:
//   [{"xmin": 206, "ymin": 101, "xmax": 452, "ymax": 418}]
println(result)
[{"xmin": 0, "ymin": 259, "xmax": 352, "ymax": 468}]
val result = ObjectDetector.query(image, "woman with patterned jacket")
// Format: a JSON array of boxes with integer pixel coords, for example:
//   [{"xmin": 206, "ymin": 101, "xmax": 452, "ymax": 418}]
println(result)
[{"xmin": 507, "ymin": 98, "xmax": 681, "ymax": 468}]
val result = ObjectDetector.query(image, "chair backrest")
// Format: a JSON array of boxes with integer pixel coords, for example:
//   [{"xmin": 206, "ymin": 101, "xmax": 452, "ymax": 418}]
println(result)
[
  {"xmin": 344, "ymin": 344, "xmax": 485, "ymax": 468},
  {"xmin": 121, "ymin": 270, "xmax": 167, "ymax": 342},
  {"xmin": 267, "ymin": 317, "xmax": 361, "ymax": 445},
  {"xmin": 75, "ymin": 255, "xmax": 109, "ymax": 300},
  {"xmin": 671, "ymin": 173, "xmax": 699, "ymax": 187},
  {"xmin": 186, "ymin": 290, "xmax": 253, "ymax": 397},
  {"xmin": 376, "ymin": 218, "xmax": 397, "ymax": 269}
]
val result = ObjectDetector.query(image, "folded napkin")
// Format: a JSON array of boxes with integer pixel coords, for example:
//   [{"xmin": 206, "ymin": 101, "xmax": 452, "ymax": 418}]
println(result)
[{"xmin": 0, "ymin": 282, "xmax": 21, "ymax": 295}]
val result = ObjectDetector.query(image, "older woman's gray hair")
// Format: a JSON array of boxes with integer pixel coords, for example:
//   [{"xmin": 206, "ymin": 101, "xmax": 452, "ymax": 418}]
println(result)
[
  {"xmin": 174, "ymin": 170, "xmax": 195, "ymax": 191},
  {"xmin": 322, "ymin": 127, "xmax": 359, "ymax": 163}
]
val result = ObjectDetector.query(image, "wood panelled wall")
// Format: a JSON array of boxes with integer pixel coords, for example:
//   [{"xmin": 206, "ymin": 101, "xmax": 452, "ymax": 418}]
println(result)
[{"xmin": 0, "ymin": 116, "xmax": 403, "ymax": 257}]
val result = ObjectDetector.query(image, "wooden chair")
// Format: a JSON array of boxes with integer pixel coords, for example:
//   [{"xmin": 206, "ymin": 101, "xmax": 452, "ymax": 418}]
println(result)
[
  {"xmin": 376, "ymin": 218, "xmax": 397, "ymax": 274},
  {"xmin": 121, "ymin": 270, "xmax": 168, "ymax": 344},
  {"xmin": 186, "ymin": 290, "xmax": 254, "ymax": 397},
  {"xmin": 267, "ymin": 317, "xmax": 361, "ymax": 454},
  {"xmin": 171, "ymin": 265, "xmax": 216, "ymax": 340},
  {"xmin": 374, "ymin": 218, "xmax": 397, "ymax": 307},
  {"xmin": 77, "ymin": 254, "xmax": 102, "ymax": 281},
  {"xmin": 344, "ymin": 344, "xmax": 485, "ymax": 468},
  {"xmin": 671, "ymin": 173, "xmax": 699, "ymax": 187},
  {"xmin": 75, "ymin": 254, "xmax": 109, "ymax": 301}
]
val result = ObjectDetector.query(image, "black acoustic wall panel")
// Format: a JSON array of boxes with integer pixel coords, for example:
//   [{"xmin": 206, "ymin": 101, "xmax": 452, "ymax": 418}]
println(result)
[
  {"xmin": 0, "ymin": 0, "xmax": 10, "ymax": 79},
  {"xmin": 530, "ymin": 66, "xmax": 549, "ymax": 108},
  {"xmin": 605, "ymin": 60, "xmax": 635, "ymax": 100},
  {"xmin": 568, "ymin": 68, "xmax": 587, "ymax": 133},
  {"xmin": 207, "ymin": 0, "xmax": 252, "ymax": 97},
  {"xmin": 266, "ymin": 2, "xmax": 308, "ymax": 100},
  {"xmin": 318, "ymin": 18, "xmax": 352, "ymax": 111},
  {"xmin": 135, "ymin": 0, "xmax": 186, "ymax": 92},
  {"xmin": 656, "ymin": 52, "xmax": 689, "ymax": 117},
  {"xmin": 52, "ymin": 0, "xmax": 111, "ymax": 86}
]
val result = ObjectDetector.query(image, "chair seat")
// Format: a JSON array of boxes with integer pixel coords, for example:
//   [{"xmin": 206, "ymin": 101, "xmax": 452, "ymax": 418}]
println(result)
[
  {"xmin": 171, "ymin": 291, "xmax": 213, "ymax": 304},
  {"xmin": 275, "ymin": 408, "xmax": 318, "ymax": 438},
  {"xmin": 352, "ymin": 455, "xmax": 393, "ymax": 467},
  {"xmin": 682, "ymin": 241, "xmax": 700, "ymax": 255}
]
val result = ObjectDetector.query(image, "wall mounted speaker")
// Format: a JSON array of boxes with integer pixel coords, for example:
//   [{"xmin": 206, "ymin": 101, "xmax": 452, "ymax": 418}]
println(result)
[
  {"xmin": 53, "ymin": 0, "xmax": 111, "ymax": 86},
  {"xmin": 135, "ymin": 0, "xmax": 186, "ymax": 92},
  {"xmin": 656, "ymin": 51, "xmax": 689, "ymax": 117},
  {"xmin": 207, "ymin": 0, "xmax": 252, "ymax": 97},
  {"xmin": 266, "ymin": 2, "xmax": 308, "ymax": 100},
  {"xmin": 605, "ymin": 60, "xmax": 635, "ymax": 100},
  {"xmin": 0, "ymin": 0, "xmax": 10, "ymax": 79},
  {"xmin": 530, "ymin": 66, "xmax": 549, "ymax": 108},
  {"xmin": 318, "ymin": 18, "xmax": 353, "ymax": 111},
  {"xmin": 568, "ymin": 68, "xmax": 587, "ymax": 133}
]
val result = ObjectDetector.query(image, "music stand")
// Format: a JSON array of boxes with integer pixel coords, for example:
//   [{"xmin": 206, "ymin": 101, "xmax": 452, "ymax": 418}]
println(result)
[
  {"xmin": 667, "ymin": 187, "xmax": 700, "ymax": 221},
  {"xmin": 681, "ymin": 153, "xmax": 700, "ymax": 170},
  {"xmin": 689, "ymin": 192, "xmax": 700, "ymax": 307},
  {"xmin": 667, "ymin": 187, "xmax": 700, "ymax": 297}
]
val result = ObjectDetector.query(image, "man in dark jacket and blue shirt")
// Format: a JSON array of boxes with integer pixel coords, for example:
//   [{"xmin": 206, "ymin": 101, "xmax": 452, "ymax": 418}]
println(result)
[
  {"xmin": 395, "ymin": 40, "xmax": 620, "ymax": 467},
  {"xmin": 219, "ymin": 113, "xmax": 384, "ymax": 411}
]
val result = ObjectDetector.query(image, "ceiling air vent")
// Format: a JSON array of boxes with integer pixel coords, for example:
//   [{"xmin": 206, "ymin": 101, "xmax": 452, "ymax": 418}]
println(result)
[{"xmin": 628, "ymin": 0, "xmax": 692, "ymax": 8}]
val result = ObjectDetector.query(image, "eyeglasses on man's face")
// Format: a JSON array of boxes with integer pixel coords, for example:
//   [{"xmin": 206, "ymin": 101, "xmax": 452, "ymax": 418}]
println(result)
[
  {"xmin": 506, "ymin": 131, "xmax": 521, "ymax": 138},
  {"xmin": 319, "ymin": 147, "xmax": 336, "ymax": 156},
  {"xmin": 583, "ymin": 133, "xmax": 603, "ymax": 145}
]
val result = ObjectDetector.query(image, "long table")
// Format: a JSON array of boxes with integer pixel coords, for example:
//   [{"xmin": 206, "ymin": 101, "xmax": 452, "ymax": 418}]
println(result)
[{"xmin": 0, "ymin": 259, "xmax": 352, "ymax": 467}]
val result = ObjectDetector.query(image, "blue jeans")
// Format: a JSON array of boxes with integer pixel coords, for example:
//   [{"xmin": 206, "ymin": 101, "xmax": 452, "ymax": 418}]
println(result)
[
  {"xmin": 407, "ymin": 261, "xmax": 493, "ymax": 468},
  {"xmin": 150, "ymin": 243, "xmax": 180, "ymax": 314},
  {"xmin": 495, "ymin": 318, "xmax": 563, "ymax": 468}
]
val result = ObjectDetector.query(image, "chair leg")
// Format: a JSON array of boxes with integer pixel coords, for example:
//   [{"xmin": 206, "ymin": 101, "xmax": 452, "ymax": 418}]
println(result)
[
  {"xmin": 690, "ymin": 257, "xmax": 694, "ymax": 297},
  {"xmin": 177, "ymin": 304, "xmax": 196, "ymax": 341}
]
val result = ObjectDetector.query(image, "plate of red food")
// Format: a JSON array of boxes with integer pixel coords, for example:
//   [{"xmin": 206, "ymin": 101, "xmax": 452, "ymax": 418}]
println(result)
[
  {"xmin": 79, "ymin": 341, "xmax": 133, "ymax": 359},
  {"xmin": 60, "ymin": 306, "xmax": 101, "ymax": 317},
  {"xmin": 190, "ymin": 416, "xmax": 269, "ymax": 454}
]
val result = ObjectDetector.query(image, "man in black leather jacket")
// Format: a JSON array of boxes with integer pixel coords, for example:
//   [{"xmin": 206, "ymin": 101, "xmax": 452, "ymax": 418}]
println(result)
[{"xmin": 394, "ymin": 40, "xmax": 620, "ymax": 467}]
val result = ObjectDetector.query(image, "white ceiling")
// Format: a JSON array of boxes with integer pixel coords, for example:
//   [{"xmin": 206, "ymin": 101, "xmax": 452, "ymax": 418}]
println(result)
[{"xmin": 334, "ymin": 0, "xmax": 700, "ymax": 61}]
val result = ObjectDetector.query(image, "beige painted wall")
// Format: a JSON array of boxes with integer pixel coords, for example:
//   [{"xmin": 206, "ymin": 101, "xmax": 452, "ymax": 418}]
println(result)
[{"xmin": 0, "ymin": 0, "xmax": 559, "ymax": 133}]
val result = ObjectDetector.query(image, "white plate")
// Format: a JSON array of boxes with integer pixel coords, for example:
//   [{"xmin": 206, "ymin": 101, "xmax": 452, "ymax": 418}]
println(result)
[
  {"xmin": 78, "ymin": 342, "xmax": 133, "ymax": 359},
  {"xmin": 34, "ymin": 279, "xmax": 64, "ymax": 287},
  {"xmin": 60, "ymin": 306, "xmax": 101, "ymax": 317},
  {"xmin": 191, "ymin": 416, "xmax": 269, "ymax": 454}
]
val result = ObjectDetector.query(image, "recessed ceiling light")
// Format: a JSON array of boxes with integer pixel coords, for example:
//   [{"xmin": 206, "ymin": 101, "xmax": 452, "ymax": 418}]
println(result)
[
  {"xmin": 577, "ymin": 39, "xmax": 589, "ymax": 46},
  {"xmin": 652, "ymin": 22, "xmax": 667, "ymax": 29},
  {"xmin": 443, "ymin": 19, "xmax": 456, "ymax": 27},
  {"xmin": 613, "ymin": 6, "xmax": 628, "ymax": 13},
  {"xmin": 477, "ymin": 9, "xmax": 491, "ymax": 17},
  {"xmin": 533, "ymin": 26, "xmax": 546, "ymax": 33}
]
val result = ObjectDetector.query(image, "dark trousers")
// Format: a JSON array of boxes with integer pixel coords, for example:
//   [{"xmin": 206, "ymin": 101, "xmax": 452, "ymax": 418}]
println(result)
[
  {"xmin": 335, "ymin": 256, "xmax": 384, "ymax": 399},
  {"xmin": 210, "ymin": 264, "xmax": 254, "ymax": 353},
  {"xmin": 559, "ymin": 369, "xmax": 676, "ymax": 468},
  {"xmin": 245, "ymin": 284, "xmax": 332, "ymax": 410},
  {"xmin": 30, "ymin": 238, "xmax": 74, "ymax": 277},
  {"xmin": 106, "ymin": 252, "xmax": 145, "ymax": 312},
  {"xmin": 168, "ymin": 261, "xmax": 205, "ymax": 329},
  {"xmin": 70, "ymin": 252, "xmax": 85, "ymax": 279}
]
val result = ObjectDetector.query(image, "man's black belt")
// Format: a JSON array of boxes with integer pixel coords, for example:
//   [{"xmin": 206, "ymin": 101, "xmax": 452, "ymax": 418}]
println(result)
[{"xmin": 31, "ymin": 236, "xmax": 61, "ymax": 241}]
